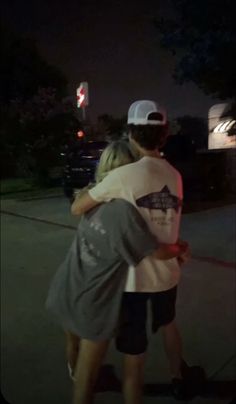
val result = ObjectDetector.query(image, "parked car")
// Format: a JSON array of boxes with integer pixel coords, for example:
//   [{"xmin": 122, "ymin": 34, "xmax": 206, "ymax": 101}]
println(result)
[{"xmin": 62, "ymin": 140, "xmax": 108, "ymax": 199}]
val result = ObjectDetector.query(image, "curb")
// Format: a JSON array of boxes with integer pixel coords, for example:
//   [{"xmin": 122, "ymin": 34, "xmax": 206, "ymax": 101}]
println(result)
[{"xmin": 18, "ymin": 194, "xmax": 64, "ymax": 201}]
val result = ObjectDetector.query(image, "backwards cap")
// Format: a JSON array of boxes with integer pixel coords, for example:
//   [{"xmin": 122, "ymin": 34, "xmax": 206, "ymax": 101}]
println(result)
[{"xmin": 127, "ymin": 100, "xmax": 167, "ymax": 125}]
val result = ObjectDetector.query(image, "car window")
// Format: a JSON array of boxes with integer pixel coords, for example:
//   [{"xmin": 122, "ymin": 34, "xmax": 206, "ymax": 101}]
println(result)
[
  {"xmin": 80, "ymin": 142, "xmax": 108, "ymax": 158},
  {"xmin": 66, "ymin": 141, "xmax": 108, "ymax": 161}
]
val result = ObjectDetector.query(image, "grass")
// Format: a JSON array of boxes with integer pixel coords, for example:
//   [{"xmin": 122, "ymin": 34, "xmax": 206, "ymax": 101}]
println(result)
[
  {"xmin": 0, "ymin": 178, "xmax": 36, "ymax": 194},
  {"xmin": 0, "ymin": 178, "xmax": 63, "ymax": 200}
]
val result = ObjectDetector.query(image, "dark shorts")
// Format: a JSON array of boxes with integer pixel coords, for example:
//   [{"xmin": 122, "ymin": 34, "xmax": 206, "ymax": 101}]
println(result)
[{"xmin": 115, "ymin": 286, "xmax": 177, "ymax": 355}]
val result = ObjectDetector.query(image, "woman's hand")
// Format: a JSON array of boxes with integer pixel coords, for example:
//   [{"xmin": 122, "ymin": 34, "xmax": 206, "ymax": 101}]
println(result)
[{"xmin": 71, "ymin": 189, "xmax": 99, "ymax": 216}]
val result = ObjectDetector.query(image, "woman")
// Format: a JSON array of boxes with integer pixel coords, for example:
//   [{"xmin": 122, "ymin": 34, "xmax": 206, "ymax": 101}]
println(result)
[
  {"xmin": 66, "ymin": 140, "xmax": 139, "ymax": 379},
  {"xmin": 46, "ymin": 140, "xmax": 189, "ymax": 404}
]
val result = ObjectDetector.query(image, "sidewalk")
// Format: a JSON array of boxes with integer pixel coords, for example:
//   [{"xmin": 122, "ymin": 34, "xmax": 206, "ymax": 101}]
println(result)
[{"xmin": 94, "ymin": 255, "xmax": 236, "ymax": 403}]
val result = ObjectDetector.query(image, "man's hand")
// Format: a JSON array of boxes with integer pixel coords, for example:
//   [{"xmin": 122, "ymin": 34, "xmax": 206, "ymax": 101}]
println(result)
[{"xmin": 71, "ymin": 191, "xmax": 99, "ymax": 216}]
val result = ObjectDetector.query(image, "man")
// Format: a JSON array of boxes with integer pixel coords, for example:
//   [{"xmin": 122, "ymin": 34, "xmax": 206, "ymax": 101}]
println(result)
[{"xmin": 71, "ymin": 100, "xmax": 190, "ymax": 400}]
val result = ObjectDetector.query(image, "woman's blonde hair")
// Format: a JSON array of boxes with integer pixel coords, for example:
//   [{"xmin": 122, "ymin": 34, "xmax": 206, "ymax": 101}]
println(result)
[{"xmin": 95, "ymin": 140, "xmax": 135, "ymax": 183}]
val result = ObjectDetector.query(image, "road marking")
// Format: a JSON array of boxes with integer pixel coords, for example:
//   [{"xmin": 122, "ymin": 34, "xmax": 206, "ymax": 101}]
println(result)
[
  {"xmin": 1, "ymin": 209, "xmax": 236, "ymax": 269},
  {"xmin": 192, "ymin": 256, "xmax": 236, "ymax": 269}
]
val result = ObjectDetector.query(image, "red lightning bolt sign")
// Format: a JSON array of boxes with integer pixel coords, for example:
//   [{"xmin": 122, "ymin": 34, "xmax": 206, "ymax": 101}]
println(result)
[{"xmin": 77, "ymin": 86, "xmax": 85, "ymax": 108}]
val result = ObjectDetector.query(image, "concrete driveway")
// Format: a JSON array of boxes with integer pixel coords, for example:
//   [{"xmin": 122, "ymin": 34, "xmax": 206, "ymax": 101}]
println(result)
[{"xmin": 1, "ymin": 196, "xmax": 236, "ymax": 404}]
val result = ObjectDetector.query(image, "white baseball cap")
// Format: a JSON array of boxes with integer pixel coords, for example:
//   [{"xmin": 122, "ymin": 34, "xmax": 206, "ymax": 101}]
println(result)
[{"xmin": 127, "ymin": 100, "xmax": 167, "ymax": 125}]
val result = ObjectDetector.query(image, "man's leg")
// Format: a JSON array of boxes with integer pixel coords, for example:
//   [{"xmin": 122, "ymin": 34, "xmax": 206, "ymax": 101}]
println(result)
[
  {"xmin": 151, "ymin": 288, "xmax": 193, "ymax": 399},
  {"xmin": 116, "ymin": 293, "xmax": 148, "ymax": 404},
  {"xmin": 151, "ymin": 287, "xmax": 184, "ymax": 378},
  {"xmin": 161, "ymin": 320, "xmax": 183, "ymax": 379},
  {"xmin": 73, "ymin": 338, "xmax": 109, "ymax": 404},
  {"xmin": 123, "ymin": 352, "xmax": 146, "ymax": 404}
]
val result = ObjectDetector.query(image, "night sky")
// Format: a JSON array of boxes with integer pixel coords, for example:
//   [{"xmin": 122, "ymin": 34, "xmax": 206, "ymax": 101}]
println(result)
[{"xmin": 1, "ymin": 0, "xmax": 219, "ymax": 121}]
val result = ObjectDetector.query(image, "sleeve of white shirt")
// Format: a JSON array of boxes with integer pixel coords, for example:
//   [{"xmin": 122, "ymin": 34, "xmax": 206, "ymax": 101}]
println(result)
[{"xmin": 88, "ymin": 169, "xmax": 123, "ymax": 202}]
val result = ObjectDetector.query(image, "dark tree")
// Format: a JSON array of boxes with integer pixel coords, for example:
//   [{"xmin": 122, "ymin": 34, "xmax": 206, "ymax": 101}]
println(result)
[
  {"xmin": 0, "ymin": 25, "xmax": 67, "ymax": 104},
  {"xmin": 0, "ymin": 26, "xmax": 80, "ymax": 183},
  {"xmin": 0, "ymin": 88, "xmax": 80, "ymax": 183},
  {"xmin": 155, "ymin": 0, "xmax": 236, "ymax": 100},
  {"xmin": 96, "ymin": 114, "xmax": 126, "ymax": 140},
  {"xmin": 176, "ymin": 116, "xmax": 208, "ymax": 141}
]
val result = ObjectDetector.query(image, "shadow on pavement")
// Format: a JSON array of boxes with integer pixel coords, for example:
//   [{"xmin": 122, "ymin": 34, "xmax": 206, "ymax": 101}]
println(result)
[{"xmin": 96, "ymin": 364, "xmax": 236, "ymax": 401}]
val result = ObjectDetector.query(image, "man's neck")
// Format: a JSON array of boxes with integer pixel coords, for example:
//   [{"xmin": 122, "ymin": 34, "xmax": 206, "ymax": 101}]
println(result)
[
  {"xmin": 139, "ymin": 148, "xmax": 162, "ymax": 159},
  {"xmin": 129, "ymin": 137, "xmax": 162, "ymax": 159}
]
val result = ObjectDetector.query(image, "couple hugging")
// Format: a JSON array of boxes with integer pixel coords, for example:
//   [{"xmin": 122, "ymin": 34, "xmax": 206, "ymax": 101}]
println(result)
[{"xmin": 47, "ymin": 100, "xmax": 195, "ymax": 404}]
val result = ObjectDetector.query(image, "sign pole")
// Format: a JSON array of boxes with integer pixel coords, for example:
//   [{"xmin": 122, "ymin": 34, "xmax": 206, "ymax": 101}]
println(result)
[{"xmin": 82, "ymin": 106, "xmax": 86, "ymax": 122}]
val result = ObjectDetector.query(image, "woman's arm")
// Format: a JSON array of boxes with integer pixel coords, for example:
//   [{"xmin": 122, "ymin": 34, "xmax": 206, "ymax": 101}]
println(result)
[
  {"xmin": 71, "ymin": 169, "xmax": 122, "ymax": 216},
  {"xmin": 71, "ymin": 191, "xmax": 99, "ymax": 216}
]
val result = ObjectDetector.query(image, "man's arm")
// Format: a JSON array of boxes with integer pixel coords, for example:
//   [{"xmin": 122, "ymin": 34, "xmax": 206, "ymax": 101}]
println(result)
[{"xmin": 71, "ymin": 191, "xmax": 99, "ymax": 216}]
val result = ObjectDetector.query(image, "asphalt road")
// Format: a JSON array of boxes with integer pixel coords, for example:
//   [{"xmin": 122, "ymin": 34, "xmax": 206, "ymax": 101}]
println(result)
[{"xmin": 1, "ymin": 196, "xmax": 236, "ymax": 404}]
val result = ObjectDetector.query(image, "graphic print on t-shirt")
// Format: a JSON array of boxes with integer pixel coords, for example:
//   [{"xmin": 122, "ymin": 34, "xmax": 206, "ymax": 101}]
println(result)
[{"xmin": 136, "ymin": 186, "xmax": 182, "ymax": 213}]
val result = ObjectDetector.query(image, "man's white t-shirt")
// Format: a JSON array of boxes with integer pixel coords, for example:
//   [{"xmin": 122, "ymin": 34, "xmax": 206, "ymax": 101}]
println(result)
[{"xmin": 89, "ymin": 156, "xmax": 183, "ymax": 292}]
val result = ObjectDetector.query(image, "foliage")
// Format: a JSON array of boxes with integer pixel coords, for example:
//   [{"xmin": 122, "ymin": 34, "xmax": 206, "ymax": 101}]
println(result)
[
  {"xmin": 177, "ymin": 115, "xmax": 208, "ymax": 149},
  {"xmin": 0, "ymin": 25, "xmax": 67, "ymax": 104},
  {"xmin": 1, "ymin": 88, "xmax": 80, "ymax": 183},
  {"xmin": 0, "ymin": 178, "xmax": 34, "ymax": 194},
  {"xmin": 176, "ymin": 115, "xmax": 207, "ymax": 136},
  {"xmin": 0, "ymin": 26, "xmax": 80, "ymax": 184},
  {"xmin": 96, "ymin": 114, "xmax": 127, "ymax": 140},
  {"xmin": 155, "ymin": 0, "xmax": 236, "ymax": 99}
]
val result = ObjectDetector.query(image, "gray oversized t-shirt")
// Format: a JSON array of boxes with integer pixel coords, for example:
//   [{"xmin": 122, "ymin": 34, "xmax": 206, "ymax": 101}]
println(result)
[{"xmin": 46, "ymin": 199, "xmax": 157, "ymax": 340}]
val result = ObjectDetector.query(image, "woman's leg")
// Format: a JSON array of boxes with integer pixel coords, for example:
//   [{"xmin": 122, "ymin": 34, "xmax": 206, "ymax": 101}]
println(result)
[
  {"xmin": 65, "ymin": 331, "xmax": 80, "ymax": 377},
  {"xmin": 73, "ymin": 338, "xmax": 109, "ymax": 404}
]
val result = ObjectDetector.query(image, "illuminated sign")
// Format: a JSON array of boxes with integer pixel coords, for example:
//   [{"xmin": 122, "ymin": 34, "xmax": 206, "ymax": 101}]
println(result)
[
  {"xmin": 76, "ymin": 82, "xmax": 89, "ymax": 108},
  {"xmin": 208, "ymin": 103, "xmax": 236, "ymax": 149}
]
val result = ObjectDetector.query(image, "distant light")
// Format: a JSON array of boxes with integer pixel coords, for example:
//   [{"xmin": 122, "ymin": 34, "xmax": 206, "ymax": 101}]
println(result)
[{"xmin": 77, "ymin": 130, "xmax": 84, "ymax": 138}]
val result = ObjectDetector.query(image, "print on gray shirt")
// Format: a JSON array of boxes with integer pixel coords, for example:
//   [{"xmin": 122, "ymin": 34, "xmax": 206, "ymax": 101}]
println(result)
[{"xmin": 46, "ymin": 199, "xmax": 157, "ymax": 340}]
